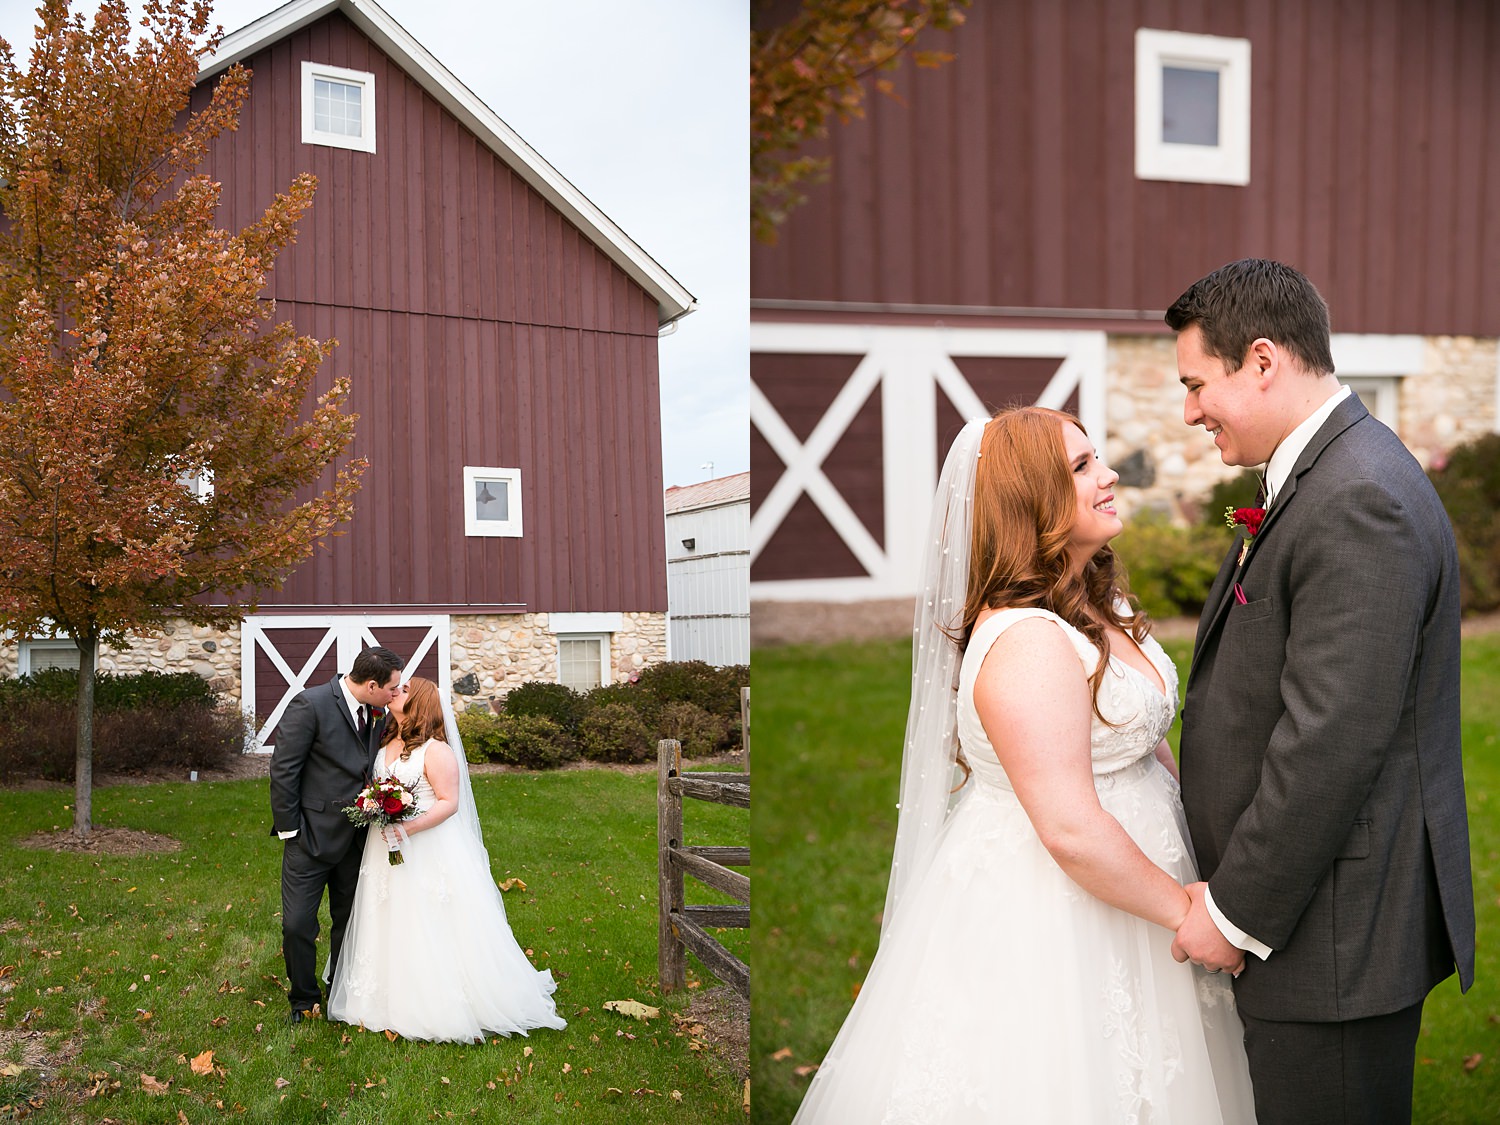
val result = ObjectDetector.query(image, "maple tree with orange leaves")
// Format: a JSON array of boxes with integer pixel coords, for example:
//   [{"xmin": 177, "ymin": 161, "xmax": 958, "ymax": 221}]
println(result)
[{"xmin": 0, "ymin": 0, "xmax": 365, "ymax": 837}]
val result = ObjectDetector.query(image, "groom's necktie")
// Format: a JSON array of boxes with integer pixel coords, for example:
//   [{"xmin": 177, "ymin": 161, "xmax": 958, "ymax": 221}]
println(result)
[{"xmin": 358, "ymin": 704, "xmax": 371, "ymax": 741}]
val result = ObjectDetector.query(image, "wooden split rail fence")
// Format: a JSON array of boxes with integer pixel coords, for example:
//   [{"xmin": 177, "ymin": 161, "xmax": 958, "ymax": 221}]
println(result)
[{"xmin": 657, "ymin": 687, "xmax": 750, "ymax": 1000}]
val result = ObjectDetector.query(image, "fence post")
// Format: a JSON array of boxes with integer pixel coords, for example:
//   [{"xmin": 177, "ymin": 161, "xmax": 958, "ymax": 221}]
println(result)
[
  {"xmin": 740, "ymin": 686, "xmax": 750, "ymax": 770},
  {"xmin": 657, "ymin": 737, "xmax": 685, "ymax": 991}
]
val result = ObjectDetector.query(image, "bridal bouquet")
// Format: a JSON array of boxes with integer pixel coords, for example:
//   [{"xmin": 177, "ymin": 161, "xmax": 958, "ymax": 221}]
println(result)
[{"xmin": 343, "ymin": 780, "xmax": 419, "ymax": 864}]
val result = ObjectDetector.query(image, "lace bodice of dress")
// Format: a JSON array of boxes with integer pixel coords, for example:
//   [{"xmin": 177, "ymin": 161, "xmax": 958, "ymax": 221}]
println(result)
[
  {"xmin": 956, "ymin": 608, "xmax": 1178, "ymax": 790},
  {"xmin": 374, "ymin": 740, "xmax": 436, "ymax": 813}
]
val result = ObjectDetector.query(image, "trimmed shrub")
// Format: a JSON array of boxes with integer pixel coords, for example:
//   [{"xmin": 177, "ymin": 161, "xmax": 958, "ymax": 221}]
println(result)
[
  {"xmin": 1429, "ymin": 433, "xmax": 1500, "ymax": 613},
  {"xmin": 581, "ymin": 682, "xmax": 661, "ymax": 728},
  {"xmin": 0, "ymin": 699, "xmax": 249, "ymax": 781},
  {"xmin": 578, "ymin": 702, "xmax": 655, "ymax": 764},
  {"xmin": 455, "ymin": 708, "xmax": 504, "ymax": 764},
  {"xmin": 500, "ymin": 681, "xmax": 585, "ymax": 733},
  {"xmin": 1114, "ymin": 509, "xmax": 1232, "ymax": 619},
  {"xmin": 634, "ymin": 661, "xmax": 743, "ymax": 720},
  {"xmin": 0, "ymin": 667, "xmax": 220, "ymax": 711},
  {"xmin": 495, "ymin": 713, "xmax": 579, "ymax": 770},
  {"xmin": 658, "ymin": 700, "xmax": 731, "ymax": 758}
]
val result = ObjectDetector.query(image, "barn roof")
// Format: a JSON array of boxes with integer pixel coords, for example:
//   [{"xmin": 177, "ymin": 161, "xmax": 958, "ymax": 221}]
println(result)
[
  {"xmin": 665, "ymin": 472, "xmax": 750, "ymax": 514},
  {"xmin": 202, "ymin": 0, "xmax": 696, "ymax": 327}
]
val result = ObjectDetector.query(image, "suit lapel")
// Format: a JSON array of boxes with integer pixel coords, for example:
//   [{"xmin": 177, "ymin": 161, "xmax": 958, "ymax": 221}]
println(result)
[{"xmin": 1187, "ymin": 394, "xmax": 1370, "ymax": 686}]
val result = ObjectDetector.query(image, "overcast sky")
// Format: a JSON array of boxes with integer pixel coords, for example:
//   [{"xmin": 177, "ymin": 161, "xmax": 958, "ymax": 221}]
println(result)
[{"xmin": 0, "ymin": 0, "xmax": 748, "ymax": 491}]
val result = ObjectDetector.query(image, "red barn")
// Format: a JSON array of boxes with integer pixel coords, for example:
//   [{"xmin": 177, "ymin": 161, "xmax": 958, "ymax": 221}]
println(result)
[
  {"xmin": 7, "ymin": 0, "xmax": 695, "ymax": 749},
  {"xmin": 752, "ymin": 0, "xmax": 1500, "ymax": 605}
]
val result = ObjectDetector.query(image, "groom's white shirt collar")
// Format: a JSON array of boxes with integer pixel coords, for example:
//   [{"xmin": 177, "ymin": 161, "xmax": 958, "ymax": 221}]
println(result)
[
  {"xmin": 1263, "ymin": 384, "xmax": 1351, "ymax": 506},
  {"xmin": 339, "ymin": 676, "xmax": 366, "ymax": 729}
]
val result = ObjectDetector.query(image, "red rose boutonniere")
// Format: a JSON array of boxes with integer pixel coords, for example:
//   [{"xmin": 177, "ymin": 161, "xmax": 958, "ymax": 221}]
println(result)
[{"xmin": 1225, "ymin": 506, "xmax": 1267, "ymax": 565}]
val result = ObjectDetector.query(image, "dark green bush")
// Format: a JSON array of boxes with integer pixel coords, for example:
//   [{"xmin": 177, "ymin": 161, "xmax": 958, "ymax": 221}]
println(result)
[
  {"xmin": 0, "ymin": 668, "xmax": 218, "ymax": 710},
  {"xmin": 500, "ymin": 681, "xmax": 585, "ymax": 733},
  {"xmin": 1114, "ymin": 509, "xmax": 1233, "ymax": 619},
  {"xmin": 658, "ymin": 700, "xmax": 731, "ymax": 758},
  {"xmin": 495, "ymin": 713, "xmax": 579, "ymax": 770},
  {"xmin": 456, "ymin": 709, "xmax": 579, "ymax": 770},
  {"xmin": 634, "ymin": 661, "xmax": 746, "ymax": 720},
  {"xmin": 455, "ymin": 708, "xmax": 504, "ymax": 764},
  {"xmin": 0, "ymin": 700, "xmax": 248, "ymax": 781},
  {"xmin": 1429, "ymin": 433, "xmax": 1500, "ymax": 612},
  {"xmin": 578, "ymin": 702, "xmax": 655, "ymax": 764},
  {"xmin": 581, "ymin": 681, "xmax": 661, "ymax": 728}
]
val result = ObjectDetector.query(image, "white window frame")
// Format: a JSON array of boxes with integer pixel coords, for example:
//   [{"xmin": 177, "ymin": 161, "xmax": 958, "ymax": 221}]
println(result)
[
  {"xmin": 20, "ymin": 638, "xmax": 80, "ymax": 674},
  {"xmin": 1135, "ymin": 29, "xmax": 1251, "ymax": 186},
  {"xmin": 462, "ymin": 466, "xmax": 524, "ymax": 537},
  {"xmin": 556, "ymin": 633, "xmax": 610, "ymax": 691},
  {"xmin": 1331, "ymin": 334, "xmax": 1422, "ymax": 435},
  {"xmin": 548, "ymin": 612, "xmax": 621, "ymax": 690},
  {"xmin": 301, "ymin": 61, "xmax": 377, "ymax": 153},
  {"xmin": 177, "ymin": 468, "xmax": 214, "ymax": 502}
]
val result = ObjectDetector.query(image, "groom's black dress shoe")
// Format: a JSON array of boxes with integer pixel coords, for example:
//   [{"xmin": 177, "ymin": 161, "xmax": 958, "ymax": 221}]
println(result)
[{"xmin": 288, "ymin": 1004, "xmax": 321, "ymax": 1025}]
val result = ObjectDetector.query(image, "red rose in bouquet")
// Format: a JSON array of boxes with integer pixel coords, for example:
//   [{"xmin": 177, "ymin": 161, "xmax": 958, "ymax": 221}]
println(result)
[{"xmin": 343, "ymin": 779, "xmax": 419, "ymax": 864}]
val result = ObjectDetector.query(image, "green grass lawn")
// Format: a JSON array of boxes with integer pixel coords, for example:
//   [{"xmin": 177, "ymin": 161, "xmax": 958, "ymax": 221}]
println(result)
[
  {"xmin": 753, "ymin": 634, "xmax": 1500, "ymax": 1125},
  {"xmin": 0, "ymin": 767, "xmax": 747, "ymax": 1123}
]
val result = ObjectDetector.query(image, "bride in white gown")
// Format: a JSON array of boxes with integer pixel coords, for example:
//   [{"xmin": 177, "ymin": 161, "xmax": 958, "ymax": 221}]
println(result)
[
  {"xmin": 791, "ymin": 408, "xmax": 1256, "ymax": 1123},
  {"xmin": 327, "ymin": 676, "xmax": 567, "ymax": 1041}
]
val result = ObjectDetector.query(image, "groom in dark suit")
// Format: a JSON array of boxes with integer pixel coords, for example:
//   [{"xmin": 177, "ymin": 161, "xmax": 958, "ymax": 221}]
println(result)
[
  {"xmin": 269, "ymin": 646, "xmax": 404, "ymax": 1022},
  {"xmin": 1165, "ymin": 259, "xmax": 1474, "ymax": 1124}
]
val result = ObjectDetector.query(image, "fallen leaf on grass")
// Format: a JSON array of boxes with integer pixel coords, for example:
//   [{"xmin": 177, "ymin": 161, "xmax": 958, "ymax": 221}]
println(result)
[
  {"xmin": 178, "ymin": 1112, "xmax": 191, "ymax": 1125},
  {"xmin": 770, "ymin": 1047, "xmax": 793, "ymax": 1062},
  {"xmin": 603, "ymin": 999, "xmax": 659, "ymax": 1021},
  {"xmin": 140, "ymin": 1074, "xmax": 170, "ymax": 1095},
  {"xmin": 274, "ymin": 1077, "xmax": 290, "ymax": 1089},
  {"xmin": 189, "ymin": 1050, "xmax": 214, "ymax": 1076},
  {"xmin": 384, "ymin": 1030, "xmax": 398, "ymax": 1042},
  {"xmin": 0, "ymin": 1063, "xmax": 24, "ymax": 1077},
  {"xmin": 523, "ymin": 1046, "xmax": 533, "ymax": 1058},
  {"xmin": 561, "ymin": 1063, "xmax": 571, "ymax": 1074},
  {"xmin": 793, "ymin": 1064, "xmax": 819, "ymax": 1078},
  {"xmin": 497, "ymin": 878, "xmax": 527, "ymax": 892},
  {"xmin": 208, "ymin": 1016, "xmax": 228, "ymax": 1028},
  {"xmin": 1464, "ymin": 1053, "xmax": 1483, "ymax": 1072},
  {"xmin": 670, "ymin": 1090, "xmax": 683, "ymax": 1102},
  {"xmin": 605, "ymin": 1087, "xmax": 624, "ymax": 1096}
]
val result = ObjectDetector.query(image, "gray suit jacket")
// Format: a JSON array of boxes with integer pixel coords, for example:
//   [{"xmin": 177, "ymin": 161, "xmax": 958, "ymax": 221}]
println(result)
[
  {"xmin": 268, "ymin": 677, "xmax": 380, "ymax": 861},
  {"xmin": 1180, "ymin": 394, "xmax": 1475, "ymax": 1022}
]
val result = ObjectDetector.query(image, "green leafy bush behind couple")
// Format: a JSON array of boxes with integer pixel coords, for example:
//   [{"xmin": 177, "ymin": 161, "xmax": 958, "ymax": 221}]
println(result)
[
  {"xmin": 457, "ymin": 660, "xmax": 749, "ymax": 768},
  {"xmin": 1117, "ymin": 437, "xmax": 1500, "ymax": 619}
]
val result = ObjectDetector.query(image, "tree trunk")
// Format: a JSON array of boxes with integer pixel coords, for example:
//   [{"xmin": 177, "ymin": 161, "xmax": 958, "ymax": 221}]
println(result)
[{"xmin": 72, "ymin": 635, "xmax": 97, "ymax": 839}]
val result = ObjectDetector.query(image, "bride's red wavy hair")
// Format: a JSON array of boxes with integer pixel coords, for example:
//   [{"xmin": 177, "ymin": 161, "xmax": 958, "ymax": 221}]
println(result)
[
  {"xmin": 385, "ymin": 676, "xmax": 448, "ymax": 760},
  {"xmin": 963, "ymin": 406, "xmax": 1149, "ymax": 722}
]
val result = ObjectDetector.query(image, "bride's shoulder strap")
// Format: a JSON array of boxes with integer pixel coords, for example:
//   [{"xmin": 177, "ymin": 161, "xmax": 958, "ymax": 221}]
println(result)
[{"xmin": 966, "ymin": 608, "xmax": 1093, "ymax": 669}]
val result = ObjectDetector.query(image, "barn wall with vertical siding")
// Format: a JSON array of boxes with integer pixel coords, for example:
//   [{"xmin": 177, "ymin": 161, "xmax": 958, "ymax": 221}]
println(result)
[
  {"xmin": 752, "ymin": 0, "xmax": 1500, "ymax": 335},
  {"xmin": 193, "ymin": 11, "xmax": 667, "ymax": 613}
]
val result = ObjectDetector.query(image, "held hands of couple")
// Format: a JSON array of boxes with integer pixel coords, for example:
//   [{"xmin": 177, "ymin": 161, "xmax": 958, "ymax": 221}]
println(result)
[{"xmin": 1171, "ymin": 882, "xmax": 1246, "ymax": 976}]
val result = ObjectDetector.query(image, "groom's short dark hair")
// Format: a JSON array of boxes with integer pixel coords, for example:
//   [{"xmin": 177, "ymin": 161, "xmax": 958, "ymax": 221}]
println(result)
[
  {"xmin": 350, "ymin": 646, "xmax": 404, "ymax": 686},
  {"xmin": 1165, "ymin": 258, "xmax": 1335, "ymax": 377}
]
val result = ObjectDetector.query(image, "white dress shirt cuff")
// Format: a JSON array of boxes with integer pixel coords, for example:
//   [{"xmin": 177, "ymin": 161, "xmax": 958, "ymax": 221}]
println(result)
[
  {"xmin": 1205, "ymin": 886, "xmax": 1273, "ymax": 961},
  {"xmin": 277, "ymin": 829, "xmax": 298, "ymax": 839}
]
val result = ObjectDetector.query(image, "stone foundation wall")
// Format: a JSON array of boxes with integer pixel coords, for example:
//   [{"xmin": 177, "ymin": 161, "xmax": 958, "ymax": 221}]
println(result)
[
  {"xmin": 449, "ymin": 611, "xmax": 669, "ymax": 709},
  {"xmin": 0, "ymin": 611, "xmax": 670, "ymax": 714},
  {"xmin": 1106, "ymin": 333, "xmax": 1499, "ymax": 522}
]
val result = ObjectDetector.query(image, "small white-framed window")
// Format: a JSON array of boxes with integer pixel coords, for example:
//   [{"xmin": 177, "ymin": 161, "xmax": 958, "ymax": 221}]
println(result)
[
  {"xmin": 20, "ymin": 639, "xmax": 80, "ymax": 674},
  {"xmin": 177, "ymin": 468, "xmax": 214, "ymax": 502},
  {"xmin": 301, "ymin": 61, "xmax": 377, "ymax": 153},
  {"xmin": 1135, "ymin": 29, "xmax": 1250, "ymax": 186},
  {"xmin": 1344, "ymin": 377, "xmax": 1401, "ymax": 431},
  {"xmin": 463, "ymin": 467, "xmax": 524, "ymax": 537},
  {"xmin": 557, "ymin": 634, "xmax": 609, "ymax": 691}
]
